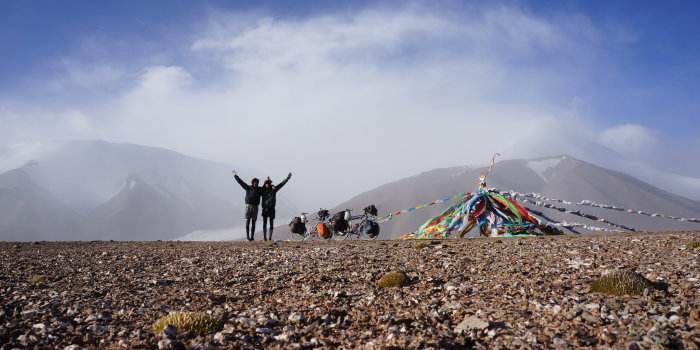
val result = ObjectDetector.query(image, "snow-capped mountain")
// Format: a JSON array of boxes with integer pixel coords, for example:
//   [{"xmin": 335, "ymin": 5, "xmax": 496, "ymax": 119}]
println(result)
[
  {"xmin": 331, "ymin": 156, "xmax": 700, "ymax": 239},
  {"xmin": 0, "ymin": 140, "xmax": 298, "ymax": 241}
]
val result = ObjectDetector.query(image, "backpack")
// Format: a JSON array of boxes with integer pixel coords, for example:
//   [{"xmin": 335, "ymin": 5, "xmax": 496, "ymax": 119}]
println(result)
[
  {"xmin": 317, "ymin": 209, "xmax": 330, "ymax": 221},
  {"xmin": 332, "ymin": 212, "xmax": 348, "ymax": 232},
  {"xmin": 317, "ymin": 223, "xmax": 332, "ymax": 239},
  {"xmin": 289, "ymin": 217, "xmax": 305, "ymax": 234},
  {"xmin": 363, "ymin": 221, "xmax": 380, "ymax": 237},
  {"xmin": 364, "ymin": 205, "xmax": 378, "ymax": 216}
]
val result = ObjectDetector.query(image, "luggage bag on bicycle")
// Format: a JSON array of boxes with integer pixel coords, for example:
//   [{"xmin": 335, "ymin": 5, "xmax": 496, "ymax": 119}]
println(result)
[
  {"xmin": 289, "ymin": 217, "xmax": 305, "ymax": 234},
  {"xmin": 332, "ymin": 212, "xmax": 348, "ymax": 232},
  {"xmin": 317, "ymin": 223, "xmax": 332, "ymax": 239}
]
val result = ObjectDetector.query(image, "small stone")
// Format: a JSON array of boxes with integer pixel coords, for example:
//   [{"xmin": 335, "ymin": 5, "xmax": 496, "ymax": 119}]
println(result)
[
  {"xmin": 153, "ymin": 279, "xmax": 173, "ymax": 285},
  {"xmin": 255, "ymin": 327, "xmax": 277, "ymax": 334},
  {"xmin": 97, "ymin": 312, "xmax": 112, "ymax": 322},
  {"xmin": 213, "ymin": 332, "xmax": 229, "ymax": 342},
  {"xmin": 64, "ymin": 345, "xmax": 86, "ymax": 350},
  {"xmin": 553, "ymin": 338, "xmax": 568, "ymax": 345},
  {"xmin": 455, "ymin": 316, "xmax": 489, "ymax": 334},
  {"xmin": 288, "ymin": 312, "xmax": 306, "ymax": 323},
  {"xmin": 582, "ymin": 312, "xmax": 601, "ymax": 325},
  {"xmin": 158, "ymin": 339, "xmax": 173, "ymax": 350},
  {"xmin": 642, "ymin": 331, "xmax": 671, "ymax": 347},
  {"xmin": 162, "ymin": 324, "xmax": 177, "ymax": 337},
  {"xmin": 626, "ymin": 342, "xmax": 640, "ymax": 350}
]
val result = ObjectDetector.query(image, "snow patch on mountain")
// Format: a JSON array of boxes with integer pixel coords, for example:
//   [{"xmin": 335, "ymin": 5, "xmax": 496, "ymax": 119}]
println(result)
[{"xmin": 525, "ymin": 156, "xmax": 564, "ymax": 183}]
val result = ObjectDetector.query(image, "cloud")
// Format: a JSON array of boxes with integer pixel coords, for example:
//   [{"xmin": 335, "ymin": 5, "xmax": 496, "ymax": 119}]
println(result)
[
  {"xmin": 598, "ymin": 124, "xmax": 660, "ymax": 155},
  {"xmin": 1, "ymin": 2, "xmax": 698, "ymax": 204}
]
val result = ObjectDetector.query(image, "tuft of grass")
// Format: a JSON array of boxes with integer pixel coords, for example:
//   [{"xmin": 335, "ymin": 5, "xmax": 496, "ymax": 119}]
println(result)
[
  {"xmin": 686, "ymin": 241, "xmax": 700, "ymax": 249},
  {"xmin": 491, "ymin": 239, "xmax": 503, "ymax": 244},
  {"xmin": 151, "ymin": 312, "xmax": 223, "ymax": 335},
  {"xmin": 412, "ymin": 242, "xmax": 429, "ymax": 249},
  {"xmin": 30, "ymin": 241, "xmax": 39, "ymax": 245},
  {"xmin": 267, "ymin": 241, "xmax": 278, "ymax": 247},
  {"xmin": 28, "ymin": 275, "xmax": 47, "ymax": 283},
  {"xmin": 590, "ymin": 270, "xmax": 657, "ymax": 296},
  {"xmin": 378, "ymin": 270, "xmax": 411, "ymax": 288}
]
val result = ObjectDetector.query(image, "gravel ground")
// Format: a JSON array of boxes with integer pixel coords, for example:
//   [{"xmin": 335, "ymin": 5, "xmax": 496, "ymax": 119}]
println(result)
[{"xmin": 1, "ymin": 231, "xmax": 699, "ymax": 349}]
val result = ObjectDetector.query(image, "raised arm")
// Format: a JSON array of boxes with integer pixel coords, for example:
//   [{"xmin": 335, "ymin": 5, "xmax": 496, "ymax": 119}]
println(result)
[
  {"xmin": 232, "ymin": 171, "xmax": 250, "ymax": 190},
  {"xmin": 274, "ymin": 172, "xmax": 292, "ymax": 192}
]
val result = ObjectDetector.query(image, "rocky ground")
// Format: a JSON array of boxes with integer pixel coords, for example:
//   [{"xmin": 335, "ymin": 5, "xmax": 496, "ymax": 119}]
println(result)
[{"xmin": 0, "ymin": 231, "xmax": 699, "ymax": 349}]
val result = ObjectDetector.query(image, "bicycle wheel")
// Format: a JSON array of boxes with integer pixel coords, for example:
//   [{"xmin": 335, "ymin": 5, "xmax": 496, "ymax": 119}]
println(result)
[
  {"xmin": 360, "ymin": 221, "xmax": 380, "ymax": 240},
  {"xmin": 290, "ymin": 228, "xmax": 306, "ymax": 242},
  {"xmin": 332, "ymin": 228, "xmax": 351, "ymax": 241}
]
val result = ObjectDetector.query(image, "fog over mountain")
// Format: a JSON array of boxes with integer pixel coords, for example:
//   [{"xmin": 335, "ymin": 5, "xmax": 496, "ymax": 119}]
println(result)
[
  {"xmin": 0, "ymin": 140, "xmax": 299, "ymax": 241},
  {"xmin": 2, "ymin": 140, "xmax": 699, "ymax": 241},
  {"xmin": 331, "ymin": 156, "xmax": 700, "ymax": 239}
]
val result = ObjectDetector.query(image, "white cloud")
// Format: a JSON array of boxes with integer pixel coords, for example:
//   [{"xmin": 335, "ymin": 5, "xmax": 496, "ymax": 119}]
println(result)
[
  {"xmin": 60, "ymin": 110, "xmax": 92, "ymax": 132},
  {"xmin": 1, "ymin": 3, "xmax": 698, "ymax": 204},
  {"xmin": 598, "ymin": 124, "xmax": 660, "ymax": 155}
]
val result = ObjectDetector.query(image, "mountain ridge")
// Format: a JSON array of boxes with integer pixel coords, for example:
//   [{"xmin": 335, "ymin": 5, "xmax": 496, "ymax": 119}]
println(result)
[{"xmin": 328, "ymin": 155, "xmax": 700, "ymax": 239}]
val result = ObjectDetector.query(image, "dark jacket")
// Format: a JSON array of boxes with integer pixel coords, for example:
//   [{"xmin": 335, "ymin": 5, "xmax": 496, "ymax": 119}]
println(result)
[
  {"xmin": 234, "ymin": 175, "xmax": 264, "ymax": 206},
  {"xmin": 261, "ymin": 175, "xmax": 290, "ymax": 208}
]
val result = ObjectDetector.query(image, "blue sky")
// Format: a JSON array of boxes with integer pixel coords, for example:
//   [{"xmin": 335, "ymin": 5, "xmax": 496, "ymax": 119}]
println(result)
[{"xmin": 1, "ymin": 0, "xmax": 700, "ymax": 202}]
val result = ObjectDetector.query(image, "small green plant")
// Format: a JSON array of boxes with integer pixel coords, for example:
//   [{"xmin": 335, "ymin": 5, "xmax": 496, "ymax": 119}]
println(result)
[
  {"xmin": 28, "ymin": 275, "xmax": 47, "ymax": 283},
  {"xmin": 151, "ymin": 312, "xmax": 223, "ymax": 335},
  {"xmin": 30, "ymin": 241, "xmax": 39, "ymax": 245},
  {"xmin": 686, "ymin": 241, "xmax": 700, "ymax": 248},
  {"xmin": 378, "ymin": 270, "xmax": 411, "ymax": 288},
  {"xmin": 627, "ymin": 325, "xmax": 646, "ymax": 337},
  {"xmin": 491, "ymin": 239, "xmax": 503, "ymax": 244},
  {"xmin": 267, "ymin": 241, "xmax": 278, "ymax": 247},
  {"xmin": 412, "ymin": 242, "xmax": 429, "ymax": 249},
  {"xmin": 590, "ymin": 270, "xmax": 657, "ymax": 296}
]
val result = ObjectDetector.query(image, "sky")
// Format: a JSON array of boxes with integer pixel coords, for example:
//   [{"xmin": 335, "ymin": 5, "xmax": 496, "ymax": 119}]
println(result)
[{"xmin": 1, "ymin": 0, "xmax": 700, "ymax": 205}]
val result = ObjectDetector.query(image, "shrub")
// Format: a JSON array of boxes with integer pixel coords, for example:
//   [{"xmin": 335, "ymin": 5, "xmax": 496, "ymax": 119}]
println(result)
[
  {"xmin": 687, "ymin": 241, "xmax": 700, "ymax": 249},
  {"xmin": 378, "ymin": 270, "xmax": 411, "ymax": 288},
  {"xmin": 590, "ymin": 270, "xmax": 657, "ymax": 296},
  {"xmin": 151, "ymin": 312, "xmax": 223, "ymax": 335},
  {"xmin": 28, "ymin": 275, "xmax": 47, "ymax": 283},
  {"xmin": 412, "ymin": 242, "xmax": 429, "ymax": 249}
]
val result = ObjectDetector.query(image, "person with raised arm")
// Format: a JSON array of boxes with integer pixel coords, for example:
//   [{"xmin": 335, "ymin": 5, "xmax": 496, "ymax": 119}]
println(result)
[
  {"xmin": 261, "ymin": 173, "xmax": 292, "ymax": 241},
  {"xmin": 232, "ymin": 170, "xmax": 264, "ymax": 241}
]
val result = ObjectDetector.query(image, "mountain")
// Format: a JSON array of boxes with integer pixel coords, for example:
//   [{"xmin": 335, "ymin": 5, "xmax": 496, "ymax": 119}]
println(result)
[
  {"xmin": 0, "ymin": 140, "xmax": 298, "ymax": 241},
  {"xmin": 0, "ymin": 168, "xmax": 84, "ymax": 240},
  {"xmin": 330, "ymin": 156, "xmax": 700, "ymax": 239}
]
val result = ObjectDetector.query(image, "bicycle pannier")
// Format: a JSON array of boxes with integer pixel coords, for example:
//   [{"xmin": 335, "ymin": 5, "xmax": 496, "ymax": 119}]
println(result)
[
  {"xmin": 289, "ymin": 217, "xmax": 305, "ymax": 234},
  {"xmin": 317, "ymin": 223, "xmax": 332, "ymax": 239},
  {"xmin": 332, "ymin": 212, "xmax": 348, "ymax": 232}
]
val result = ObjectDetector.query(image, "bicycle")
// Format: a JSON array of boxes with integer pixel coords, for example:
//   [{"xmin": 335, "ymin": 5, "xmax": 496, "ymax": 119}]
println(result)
[
  {"xmin": 334, "ymin": 205, "xmax": 380, "ymax": 240},
  {"xmin": 289, "ymin": 209, "xmax": 332, "ymax": 241}
]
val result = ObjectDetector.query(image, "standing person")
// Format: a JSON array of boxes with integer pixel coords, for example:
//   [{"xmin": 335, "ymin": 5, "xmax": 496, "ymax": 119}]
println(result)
[
  {"xmin": 232, "ymin": 170, "xmax": 264, "ymax": 241},
  {"xmin": 261, "ymin": 172, "xmax": 292, "ymax": 241}
]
